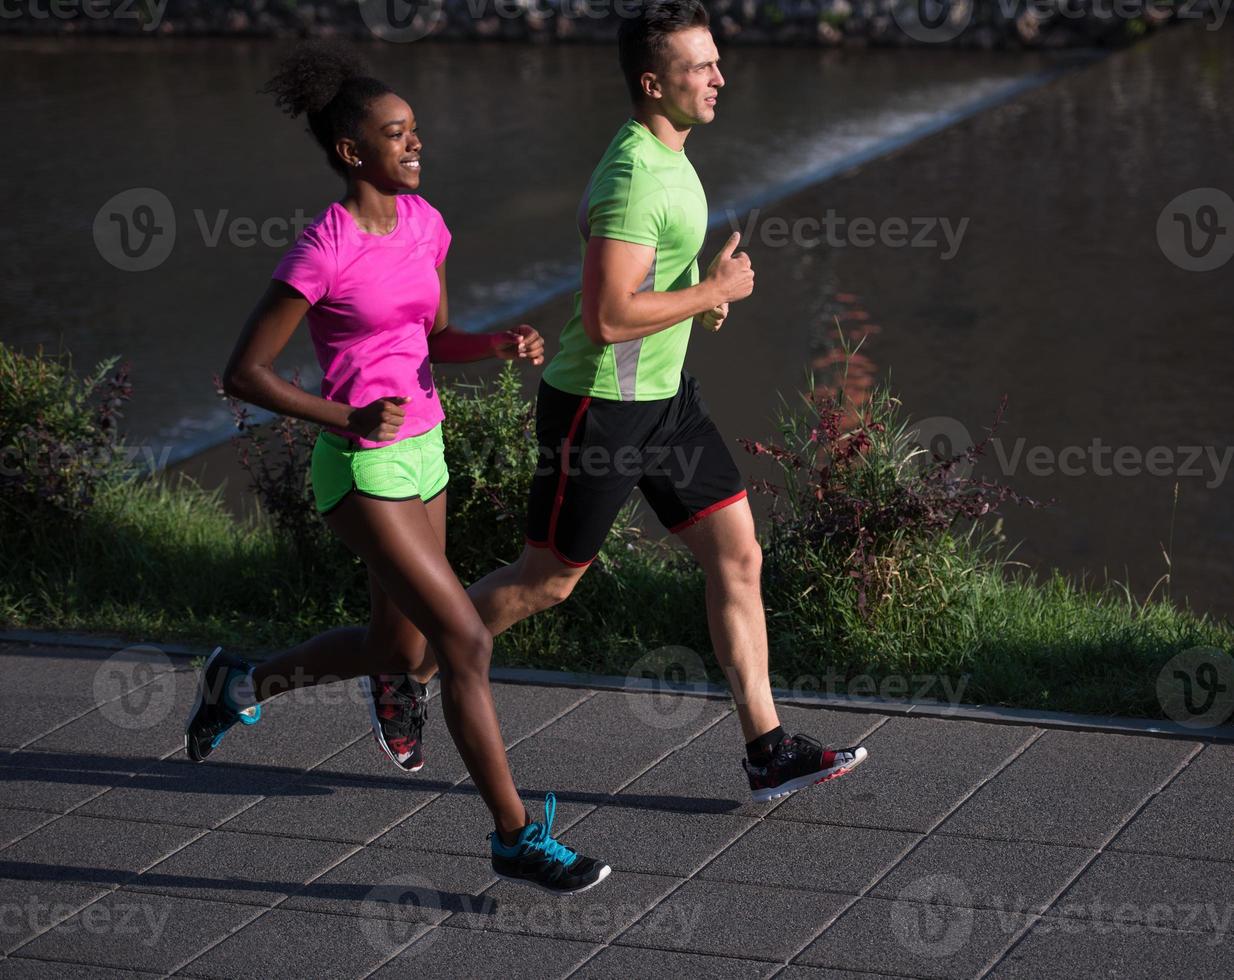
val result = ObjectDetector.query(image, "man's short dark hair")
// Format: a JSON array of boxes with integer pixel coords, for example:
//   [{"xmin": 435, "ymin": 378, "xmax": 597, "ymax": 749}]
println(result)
[{"xmin": 618, "ymin": 0, "xmax": 711, "ymax": 104}]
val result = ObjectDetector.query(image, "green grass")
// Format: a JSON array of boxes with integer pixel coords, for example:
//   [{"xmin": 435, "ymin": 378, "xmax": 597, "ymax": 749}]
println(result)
[{"xmin": 2, "ymin": 465, "xmax": 1229, "ymax": 720}]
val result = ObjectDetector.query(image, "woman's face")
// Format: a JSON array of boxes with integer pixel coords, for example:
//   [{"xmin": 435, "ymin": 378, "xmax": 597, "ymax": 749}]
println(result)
[{"xmin": 349, "ymin": 92, "xmax": 423, "ymax": 191}]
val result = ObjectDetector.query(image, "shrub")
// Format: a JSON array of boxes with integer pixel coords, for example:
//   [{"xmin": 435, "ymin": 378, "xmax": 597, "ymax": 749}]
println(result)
[{"xmin": 0, "ymin": 341, "xmax": 133, "ymax": 531}]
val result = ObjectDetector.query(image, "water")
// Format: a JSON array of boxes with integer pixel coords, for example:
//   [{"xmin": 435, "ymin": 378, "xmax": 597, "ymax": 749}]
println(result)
[
  {"xmin": 0, "ymin": 37, "xmax": 1061, "ymax": 458},
  {"xmin": 3, "ymin": 29, "xmax": 1231, "ymax": 620}
]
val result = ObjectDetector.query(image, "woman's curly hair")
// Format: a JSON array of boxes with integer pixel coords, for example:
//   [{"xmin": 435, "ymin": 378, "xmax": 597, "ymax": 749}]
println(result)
[{"xmin": 261, "ymin": 40, "xmax": 395, "ymax": 177}]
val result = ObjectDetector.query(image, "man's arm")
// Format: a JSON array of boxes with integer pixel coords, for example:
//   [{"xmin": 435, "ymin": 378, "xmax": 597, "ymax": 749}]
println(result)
[{"xmin": 581, "ymin": 232, "xmax": 754, "ymax": 346}]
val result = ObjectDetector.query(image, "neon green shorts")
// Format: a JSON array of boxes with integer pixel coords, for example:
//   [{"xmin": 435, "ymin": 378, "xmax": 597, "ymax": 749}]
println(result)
[{"xmin": 310, "ymin": 423, "xmax": 449, "ymax": 515}]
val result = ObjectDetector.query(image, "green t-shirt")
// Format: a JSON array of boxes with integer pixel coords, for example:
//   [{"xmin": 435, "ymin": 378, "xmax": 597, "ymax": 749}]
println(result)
[{"xmin": 543, "ymin": 119, "xmax": 709, "ymax": 402}]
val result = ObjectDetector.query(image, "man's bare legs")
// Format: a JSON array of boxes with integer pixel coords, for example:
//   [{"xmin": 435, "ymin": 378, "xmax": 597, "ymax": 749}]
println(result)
[{"xmin": 464, "ymin": 501, "xmax": 781, "ymax": 743}]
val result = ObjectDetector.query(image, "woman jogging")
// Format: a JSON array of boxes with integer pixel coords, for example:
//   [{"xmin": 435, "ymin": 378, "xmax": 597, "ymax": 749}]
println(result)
[{"xmin": 185, "ymin": 41, "xmax": 609, "ymax": 895}]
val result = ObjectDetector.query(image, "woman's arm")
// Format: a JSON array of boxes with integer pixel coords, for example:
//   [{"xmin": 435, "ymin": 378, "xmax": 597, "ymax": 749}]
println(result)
[
  {"xmin": 222, "ymin": 281, "xmax": 406, "ymax": 442},
  {"xmin": 427, "ymin": 263, "xmax": 545, "ymax": 365}
]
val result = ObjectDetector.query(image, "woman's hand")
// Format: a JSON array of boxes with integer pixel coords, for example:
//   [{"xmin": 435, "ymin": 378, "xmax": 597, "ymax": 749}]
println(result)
[
  {"xmin": 346, "ymin": 395, "xmax": 407, "ymax": 442},
  {"xmin": 492, "ymin": 324, "xmax": 545, "ymax": 366}
]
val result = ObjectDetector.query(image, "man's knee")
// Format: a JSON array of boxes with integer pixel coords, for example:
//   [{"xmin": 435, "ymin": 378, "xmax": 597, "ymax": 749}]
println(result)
[
  {"xmin": 516, "ymin": 559, "xmax": 583, "ymax": 612},
  {"xmin": 713, "ymin": 538, "xmax": 763, "ymax": 588}
]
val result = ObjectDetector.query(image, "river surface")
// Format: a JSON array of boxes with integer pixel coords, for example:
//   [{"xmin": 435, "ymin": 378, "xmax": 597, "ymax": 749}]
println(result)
[{"xmin": 2, "ymin": 28, "xmax": 1231, "ymax": 619}]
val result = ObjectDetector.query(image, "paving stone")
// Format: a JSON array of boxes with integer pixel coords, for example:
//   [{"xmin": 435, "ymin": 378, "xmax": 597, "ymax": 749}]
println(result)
[
  {"xmin": 770, "ymin": 716, "xmax": 1034, "ymax": 833},
  {"xmin": 24, "ymin": 668, "xmax": 195, "ymax": 764},
  {"xmin": 282, "ymin": 847, "xmax": 496, "ymax": 922},
  {"xmin": 219, "ymin": 772, "xmax": 434, "ymax": 844},
  {"xmin": 573, "ymin": 946, "xmax": 778, "ymax": 979},
  {"xmin": 12, "ymin": 890, "xmax": 259, "ymax": 974},
  {"xmin": 503, "ymin": 691, "xmax": 731, "ymax": 799},
  {"xmin": 0, "ymin": 757, "xmax": 140, "ymax": 814},
  {"xmin": 0, "ymin": 815, "xmax": 201, "ymax": 888},
  {"xmin": 777, "ymin": 969, "xmax": 914, "ymax": 980},
  {"xmin": 987, "ymin": 913, "xmax": 1234, "ymax": 979},
  {"xmin": 777, "ymin": 969, "xmax": 913, "ymax": 980},
  {"xmin": 615, "ymin": 878, "xmax": 849, "ymax": 961},
  {"xmin": 309, "ymin": 681, "xmax": 588, "ymax": 786},
  {"xmin": 0, "ymin": 646, "xmax": 176, "ymax": 750},
  {"xmin": 0, "ymin": 957, "xmax": 157, "ymax": 978},
  {"xmin": 375, "ymin": 924, "xmax": 597, "ymax": 979},
  {"xmin": 198, "ymin": 683, "xmax": 370, "ymax": 772},
  {"xmin": 126, "ymin": 830, "xmax": 354, "ymax": 908},
  {"xmin": 180, "ymin": 906, "xmax": 429, "ymax": 977},
  {"xmin": 371, "ymin": 787, "xmax": 592, "ymax": 859},
  {"xmin": 558, "ymin": 805, "xmax": 757, "ymax": 876},
  {"xmin": 1109, "ymin": 743, "xmax": 1234, "ymax": 862},
  {"xmin": 938, "ymin": 731, "xmax": 1198, "ymax": 848},
  {"xmin": 77, "ymin": 759, "xmax": 298, "ymax": 830},
  {"xmin": 0, "ymin": 876, "xmax": 118, "ymax": 954},
  {"xmin": 699, "ymin": 820, "xmax": 919, "ymax": 895},
  {"xmin": 621, "ymin": 706, "xmax": 881, "ymax": 817},
  {"xmin": 795, "ymin": 896, "xmax": 1031, "ymax": 979},
  {"xmin": 0, "ymin": 812, "xmax": 58, "ymax": 852},
  {"xmin": 872, "ymin": 835, "xmax": 1093, "ymax": 914},
  {"xmin": 1052, "ymin": 850, "xmax": 1234, "ymax": 934},
  {"xmin": 451, "ymin": 870, "xmax": 681, "ymax": 945}
]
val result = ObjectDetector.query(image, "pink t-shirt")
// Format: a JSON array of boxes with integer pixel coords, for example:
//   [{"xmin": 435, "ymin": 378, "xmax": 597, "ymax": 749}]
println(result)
[{"xmin": 272, "ymin": 193, "xmax": 451, "ymax": 448}]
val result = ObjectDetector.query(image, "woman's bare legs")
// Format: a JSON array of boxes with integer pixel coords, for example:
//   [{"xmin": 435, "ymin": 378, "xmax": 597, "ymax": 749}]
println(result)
[{"xmin": 250, "ymin": 491, "xmax": 525, "ymax": 836}]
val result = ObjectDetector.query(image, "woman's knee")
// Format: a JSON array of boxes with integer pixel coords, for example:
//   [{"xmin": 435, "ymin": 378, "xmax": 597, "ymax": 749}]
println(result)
[{"xmin": 434, "ymin": 622, "xmax": 493, "ymax": 679}]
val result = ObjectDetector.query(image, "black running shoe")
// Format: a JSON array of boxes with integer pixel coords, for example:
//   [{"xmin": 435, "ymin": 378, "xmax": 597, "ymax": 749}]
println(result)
[
  {"xmin": 489, "ymin": 793, "xmax": 611, "ymax": 894},
  {"xmin": 743, "ymin": 733, "xmax": 868, "ymax": 802},
  {"xmin": 184, "ymin": 647, "xmax": 261, "ymax": 763},
  {"xmin": 361, "ymin": 674, "xmax": 428, "ymax": 772}
]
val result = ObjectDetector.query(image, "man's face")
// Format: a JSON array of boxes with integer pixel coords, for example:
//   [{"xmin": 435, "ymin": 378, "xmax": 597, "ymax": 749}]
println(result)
[{"xmin": 650, "ymin": 27, "xmax": 724, "ymax": 126}]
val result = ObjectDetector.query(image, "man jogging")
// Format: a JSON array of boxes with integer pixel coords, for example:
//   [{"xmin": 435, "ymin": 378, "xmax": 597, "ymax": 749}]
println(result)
[{"xmin": 373, "ymin": 0, "xmax": 869, "ymax": 802}]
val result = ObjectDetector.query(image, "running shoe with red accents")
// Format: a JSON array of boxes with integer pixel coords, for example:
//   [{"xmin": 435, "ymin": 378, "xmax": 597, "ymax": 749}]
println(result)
[
  {"xmin": 743, "ymin": 734, "xmax": 868, "ymax": 802},
  {"xmin": 361, "ymin": 674, "xmax": 428, "ymax": 772}
]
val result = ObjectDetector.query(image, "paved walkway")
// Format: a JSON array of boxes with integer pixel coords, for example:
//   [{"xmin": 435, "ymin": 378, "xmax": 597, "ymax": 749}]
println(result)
[{"xmin": 0, "ymin": 640, "xmax": 1230, "ymax": 979}]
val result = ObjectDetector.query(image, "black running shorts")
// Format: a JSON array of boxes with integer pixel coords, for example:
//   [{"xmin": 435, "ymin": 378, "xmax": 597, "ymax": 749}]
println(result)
[{"xmin": 526, "ymin": 371, "xmax": 747, "ymax": 567}]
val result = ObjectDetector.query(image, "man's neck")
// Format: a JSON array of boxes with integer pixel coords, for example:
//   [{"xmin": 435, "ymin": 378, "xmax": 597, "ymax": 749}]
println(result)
[{"xmin": 632, "ymin": 108, "xmax": 691, "ymax": 152}]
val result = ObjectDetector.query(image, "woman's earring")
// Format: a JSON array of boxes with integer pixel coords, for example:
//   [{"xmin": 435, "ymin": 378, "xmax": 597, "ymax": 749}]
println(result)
[{"xmin": 354, "ymin": 160, "xmax": 362, "ymax": 167}]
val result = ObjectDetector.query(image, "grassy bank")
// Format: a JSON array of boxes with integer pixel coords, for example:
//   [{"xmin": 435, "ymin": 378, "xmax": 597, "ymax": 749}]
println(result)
[{"xmin": 2, "ymin": 344, "xmax": 1230, "ymax": 719}]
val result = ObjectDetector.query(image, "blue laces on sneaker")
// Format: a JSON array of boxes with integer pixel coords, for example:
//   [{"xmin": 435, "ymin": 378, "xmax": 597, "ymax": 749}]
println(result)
[{"xmin": 525, "ymin": 793, "xmax": 577, "ymax": 866}]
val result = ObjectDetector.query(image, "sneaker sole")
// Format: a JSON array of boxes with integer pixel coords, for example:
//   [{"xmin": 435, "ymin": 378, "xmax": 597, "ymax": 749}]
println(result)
[
  {"xmin": 493, "ymin": 863, "xmax": 612, "ymax": 896},
  {"xmin": 750, "ymin": 746, "xmax": 869, "ymax": 803},
  {"xmin": 360, "ymin": 676, "xmax": 425, "ymax": 774},
  {"xmin": 184, "ymin": 645, "xmax": 224, "ymax": 764}
]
